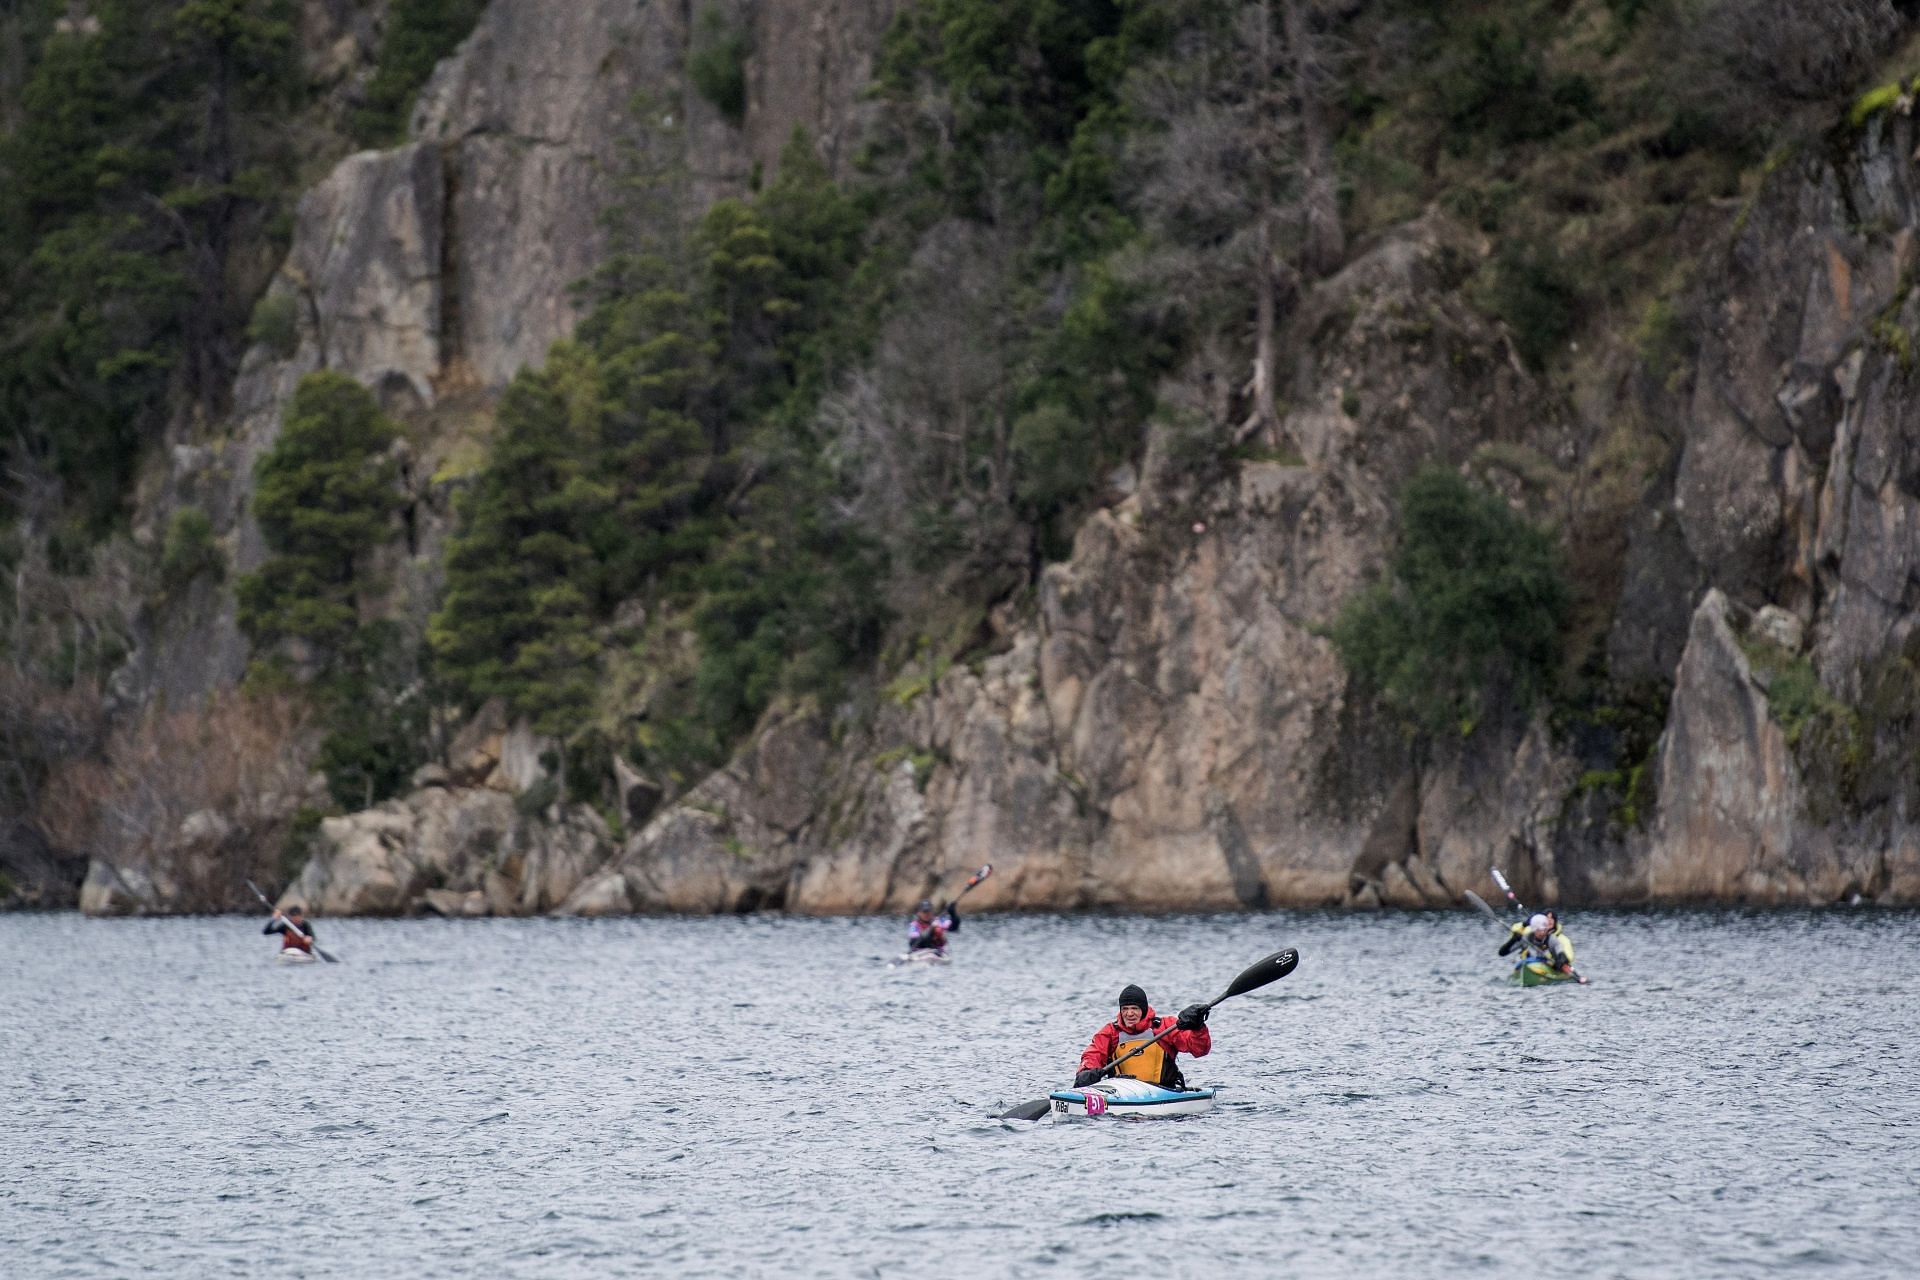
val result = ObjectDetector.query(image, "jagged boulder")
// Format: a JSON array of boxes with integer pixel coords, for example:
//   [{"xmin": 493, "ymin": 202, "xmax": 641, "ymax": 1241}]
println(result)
[
  {"xmin": 284, "ymin": 787, "xmax": 613, "ymax": 915},
  {"xmin": 1647, "ymin": 589, "xmax": 1860, "ymax": 903},
  {"xmin": 78, "ymin": 859, "xmax": 167, "ymax": 917},
  {"xmin": 564, "ymin": 711, "xmax": 829, "ymax": 914},
  {"xmin": 0, "ymin": 820, "xmax": 86, "ymax": 910}
]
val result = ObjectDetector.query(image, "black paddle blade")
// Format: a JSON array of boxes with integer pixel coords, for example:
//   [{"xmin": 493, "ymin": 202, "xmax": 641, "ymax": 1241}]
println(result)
[
  {"xmin": 1463, "ymin": 890, "xmax": 1505, "ymax": 926},
  {"xmin": 1218, "ymin": 948, "xmax": 1299, "ymax": 1002},
  {"xmin": 998, "ymin": 1097, "xmax": 1052, "ymax": 1121}
]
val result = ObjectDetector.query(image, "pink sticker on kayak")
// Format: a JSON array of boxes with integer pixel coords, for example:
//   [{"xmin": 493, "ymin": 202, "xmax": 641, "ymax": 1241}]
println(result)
[{"xmin": 1084, "ymin": 1091, "xmax": 1108, "ymax": 1116}]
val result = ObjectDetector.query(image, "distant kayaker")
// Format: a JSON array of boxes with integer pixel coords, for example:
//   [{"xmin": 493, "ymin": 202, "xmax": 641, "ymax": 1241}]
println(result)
[
  {"xmin": 1074, "ymin": 984, "xmax": 1211, "ymax": 1089},
  {"xmin": 1499, "ymin": 911, "xmax": 1574, "ymax": 974},
  {"xmin": 907, "ymin": 899, "xmax": 958, "ymax": 952},
  {"xmin": 264, "ymin": 904, "xmax": 317, "ymax": 955}
]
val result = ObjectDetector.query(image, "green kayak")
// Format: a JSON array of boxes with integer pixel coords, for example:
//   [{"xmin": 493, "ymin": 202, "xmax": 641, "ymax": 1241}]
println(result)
[{"xmin": 1512, "ymin": 958, "xmax": 1580, "ymax": 987}]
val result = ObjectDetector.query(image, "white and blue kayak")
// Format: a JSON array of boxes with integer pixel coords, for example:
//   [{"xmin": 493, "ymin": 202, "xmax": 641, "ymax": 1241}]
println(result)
[
  {"xmin": 274, "ymin": 949, "xmax": 317, "ymax": 965},
  {"xmin": 1047, "ymin": 1078, "xmax": 1217, "ymax": 1119},
  {"xmin": 889, "ymin": 948, "xmax": 950, "ymax": 968}
]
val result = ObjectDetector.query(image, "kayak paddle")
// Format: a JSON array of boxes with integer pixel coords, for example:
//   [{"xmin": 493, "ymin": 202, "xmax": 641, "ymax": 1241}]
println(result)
[
  {"xmin": 1463, "ymin": 888, "xmax": 1507, "ymax": 927},
  {"xmin": 945, "ymin": 863, "xmax": 992, "ymax": 912},
  {"xmin": 997, "ymin": 947, "xmax": 1300, "ymax": 1121},
  {"xmin": 245, "ymin": 879, "xmax": 338, "ymax": 963},
  {"xmin": 1489, "ymin": 867, "xmax": 1584, "ymax": 984}
]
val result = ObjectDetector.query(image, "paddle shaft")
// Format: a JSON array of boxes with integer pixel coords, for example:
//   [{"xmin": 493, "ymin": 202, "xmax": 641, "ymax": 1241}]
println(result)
[
  {"xmin": 1489, "ymin": 867, "xmax": 1529, "ymax": 919},
  {"xmin": 245, "ymin": 879, "xmax": 336, "ymax": 962}
]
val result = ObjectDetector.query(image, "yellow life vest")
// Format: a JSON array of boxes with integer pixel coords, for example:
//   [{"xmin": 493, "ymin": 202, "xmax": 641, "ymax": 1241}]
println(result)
[
  {"xmin": 1522, "ymin": 926, "xmax": 1574, "ymax": 967},
  {"xmin": 1110, "ymin": 1023, "xmax": 1173, "ymax": 1085}
]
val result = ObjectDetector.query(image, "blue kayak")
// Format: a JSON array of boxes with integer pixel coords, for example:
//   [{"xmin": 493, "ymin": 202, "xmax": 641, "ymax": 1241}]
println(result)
[{"xmin": 1046, "ymin": 1078, "xmax": 1217, "ymax": 1119}]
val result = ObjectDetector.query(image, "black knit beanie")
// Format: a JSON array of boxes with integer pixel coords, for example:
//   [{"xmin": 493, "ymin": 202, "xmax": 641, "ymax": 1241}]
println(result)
[{"xmin": 1117, "ymin": 983, "xmax": 1148, "ymax": 1010}]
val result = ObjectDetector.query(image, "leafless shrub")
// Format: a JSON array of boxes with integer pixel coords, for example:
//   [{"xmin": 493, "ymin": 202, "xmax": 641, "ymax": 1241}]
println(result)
[
  {"xmin": 1670, "ymin": 0, "xmax": 1904, "ymax": 121},
  {"xmin": 0, "ymin": 669, "xmax": 110, "ymax": 909},
  {"xmin": 1123, "ymin": 0, "xmax": 1348, "ymax": 444},
  {"xmin": 3, "ymin": 524, "xmax": 142, "ymax": 688},
  {"xmin": 819, "ymin": 220, "xmax": 1027, "ymax": 568},
  {"xmin": 39, "ymin": 689, "xmax": 320, "ymax": 911},
  {"xmin": 0, "ymin": 519, "xmax": 134, "ymax": 904}
]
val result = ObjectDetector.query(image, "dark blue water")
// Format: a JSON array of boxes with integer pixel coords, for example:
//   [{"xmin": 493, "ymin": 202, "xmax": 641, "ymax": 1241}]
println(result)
[{"xmin": 4, "ymin": 909, "xmax": 1916, "ymax": 1277}]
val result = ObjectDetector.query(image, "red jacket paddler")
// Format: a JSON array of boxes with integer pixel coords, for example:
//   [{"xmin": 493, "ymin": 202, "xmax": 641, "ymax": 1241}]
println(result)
[{"xmin": 1079, "ymin": 1004, "xmax": 1211, "ymax": 1089}]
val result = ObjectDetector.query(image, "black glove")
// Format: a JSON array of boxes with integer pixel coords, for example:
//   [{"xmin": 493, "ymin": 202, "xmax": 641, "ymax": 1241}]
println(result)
[
  {"xmin": 1176, "ymin": 1003, "xmax": 1209, "ymax": 1030},
  {"xmin": 1498, "ymin": 935, "xmax": 1520, "ymax": 955},
  {"xmin": 944, "ymin": 903, "xmax": 960, "ymax": 931},
  {"xmin": 1074, "ymin": 1068, "xmax": 1105, "ymax": 1087}
]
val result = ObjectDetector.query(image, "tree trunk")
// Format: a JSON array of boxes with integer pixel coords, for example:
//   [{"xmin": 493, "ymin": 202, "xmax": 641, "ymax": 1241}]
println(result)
[
  {"xmin": 1282, "ymin": 0, "xmax": 1344, "ymax": 277},
  {"xmin": 187, "ymin": 38, "xmax": 238, "ymax": 417},
  {"xmin": 1238, "ymin": 1, "xmax": 1280, "ymax": 446},
  {"xmin": 1239, "ymin": 211, "xmax": 1279, "ymax": 446}
]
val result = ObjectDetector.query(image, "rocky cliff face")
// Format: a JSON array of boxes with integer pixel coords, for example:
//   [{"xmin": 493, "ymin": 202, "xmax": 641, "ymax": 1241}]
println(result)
[
  {"xmin": 97, "ymin": 13, "xmax": 1920, "ymax": 916},
  {"xmin": 119, "ymin": 0, "xmax": 905, "ymax": 714},
  {"xmin": 87, "ymin": 0, "xmax": 905, "ymax": 912},
  {"xmin": 543, "ymin": 113, "xmax": 1920, "ymax": 917}
]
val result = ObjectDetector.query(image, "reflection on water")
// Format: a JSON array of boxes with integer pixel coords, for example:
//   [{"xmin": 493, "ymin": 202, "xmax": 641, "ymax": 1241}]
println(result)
[{"xmin": 4, "ymin": 908, "xmax": 1917, "ymax": 1277}]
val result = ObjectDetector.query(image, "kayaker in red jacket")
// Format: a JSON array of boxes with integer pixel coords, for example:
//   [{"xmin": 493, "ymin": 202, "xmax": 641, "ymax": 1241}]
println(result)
[
  {"xmin": 263, "ymin": 905, "xmax": 316, "ymax": 954},
  {"xmin": 1075, "ymin": 984, "xmax": 1211, "ymax": 1089}
]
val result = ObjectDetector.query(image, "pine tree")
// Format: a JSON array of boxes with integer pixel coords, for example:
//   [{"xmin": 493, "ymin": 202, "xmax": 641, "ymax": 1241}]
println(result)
[
  {"xmin": 238, "ymin": 371, "xmax": 402, "ymax": 660},
  {"xmin": 739, "ymin": 132, "xmax": 871, "ymax": 408},
  {"xmin": 0, "ymin": 0, "xmax": 298, "ymax": 531},
  {"xmin": 236, "ymin": 370, "xmax": 416, "ymax": 807},
  {"xmin": 354, "ymin": 0, "xmax": 486, "ymax": 144},
  {"xmin": 429, "ymin": 358, "xmax": 606, "ymax": 732}
]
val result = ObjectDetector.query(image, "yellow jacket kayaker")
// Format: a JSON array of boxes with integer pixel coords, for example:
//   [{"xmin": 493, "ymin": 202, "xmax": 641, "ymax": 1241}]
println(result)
[{"xmin": 1499, "ymin": 912, "xmax": 1574, "ymax": 972}]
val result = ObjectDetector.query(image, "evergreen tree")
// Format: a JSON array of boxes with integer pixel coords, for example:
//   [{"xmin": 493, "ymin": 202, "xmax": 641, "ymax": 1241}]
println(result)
[
  {"xmin": 238, "ymin": 371, "xmax": 402, "ymax": 660},
  {"xmin": 1, "ymin": 7, "xmax": 181, "ymax": 525},
  {"xmin": 583, "ymin": 266, "xmax": 718, "ymax": 601},
  {"xmin": 237, "ymin": 370, "xmax": 416, "ymax": 807},
  {"xmin": 1331, "ymin": 468, "xmax": 1570, "ymax": 737},
  {"xmin": 737, "ymin": 133, "xmax": 872, "ymax": 408},
  {"xmin": 0, "ymin": 0, "xmax": 298, "ymax": 532},
  {"xmin": 425, "ymin": 130, "xmax": 890, "ymax": 780},
  {"xmin": 429, "ymin": 357, "xmax": 606, "ymax": 732},
  {"xmin": 355, "ymin": 0, "xmax": 486, "ymax": 144}
]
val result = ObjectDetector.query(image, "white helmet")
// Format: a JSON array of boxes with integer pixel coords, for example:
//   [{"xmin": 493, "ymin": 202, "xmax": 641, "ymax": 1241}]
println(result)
[{"xmin": 1528, "ymin": 914, "xmax": 1551, "ymax": 932}]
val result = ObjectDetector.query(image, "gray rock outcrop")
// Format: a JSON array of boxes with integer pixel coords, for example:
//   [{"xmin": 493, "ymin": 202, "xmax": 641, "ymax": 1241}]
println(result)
[
  {"xmin": 284, "ymin": 786, "xmax": 613, "ymax": 916},
  {"xmin": 524, "ymin": 118, "xmax": 1920, "ymax": 915},
  {"xmin": 75, "ymin": 11, "xmax": 1920, "ymax": 916},
  {"xmin": 1649, "ymin": 590, "xmax": 1825, "ymax": 902},
  {"xmin": 119, "ymin": 0, "xmax": 908, "ymax": 714}
]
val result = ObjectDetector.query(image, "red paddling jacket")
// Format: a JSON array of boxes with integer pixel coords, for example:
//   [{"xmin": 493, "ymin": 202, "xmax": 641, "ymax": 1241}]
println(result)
[
  {"xmin": 1080, "ymin": 1006, "xmax": 1211, "ymax": 1088},
  {"xmin": 264, "ymin": 917, "xmax": 315, "ymax": 952}
]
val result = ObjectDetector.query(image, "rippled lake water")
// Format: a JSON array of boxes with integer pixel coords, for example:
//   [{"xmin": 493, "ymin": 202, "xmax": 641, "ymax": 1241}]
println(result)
[{"xmin": 4, "ymin": 908, "xmax": 1918, "ymax": 1277}]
